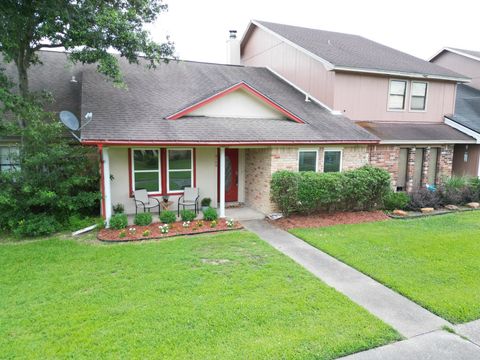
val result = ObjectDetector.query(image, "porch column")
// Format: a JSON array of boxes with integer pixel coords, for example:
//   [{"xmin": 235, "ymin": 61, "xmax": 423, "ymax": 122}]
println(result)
[
  {"xmin": 219, "ymin": 147, "xmax": 226, "ymax": 218},
  {"xmin": 102, "ymin": 147, "xmax": 112, "ymax": 227},
  {"xmin": 421, "ymin": 147, "xmax": 431, "ymax": 187},
  {"xmin": 406, "ymin": 147, "xmax": 416, "ymax": 193}
]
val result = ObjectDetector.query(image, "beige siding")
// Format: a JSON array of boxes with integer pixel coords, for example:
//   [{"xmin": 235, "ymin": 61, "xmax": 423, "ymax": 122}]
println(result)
[
  {"xmin": 195, "ymin": 147, "xmax": 218, "ymax": 207},
  {"xmin": 452, "ymin": 144, "xmax": 480, "ymax": 177},
  {"xmin": 241, "ymin": 26, "xmax": 335, "ymax": 108},
  {"xmin": 333, "ymin": 72, "xmax": 456, "ymax": 122},
  {"xmin": 432, "ymin": 51, "xmax": 480, "ymax": 90}
]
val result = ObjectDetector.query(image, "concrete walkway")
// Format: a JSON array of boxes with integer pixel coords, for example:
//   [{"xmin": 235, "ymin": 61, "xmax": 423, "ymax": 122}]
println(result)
[
  {"xmin": 242, "ymin": 220, "xmax": 449, "ymax": 338},
  {"xmin": 456, "ymin": 319, "xmax": 480, "ymax": 346},
  {"xmin": 340, "ymin": 330, "xmax": 480, "ymax": 360}
]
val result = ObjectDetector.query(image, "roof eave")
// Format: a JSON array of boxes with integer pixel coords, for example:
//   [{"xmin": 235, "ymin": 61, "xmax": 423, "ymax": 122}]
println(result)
[
  {"xmin": 81, "ymin": 139, "xmax": 380, "ymax": 146},
  {"xmin": 379, "ymin": 139, "xmax": 476, "ymax": 145}
]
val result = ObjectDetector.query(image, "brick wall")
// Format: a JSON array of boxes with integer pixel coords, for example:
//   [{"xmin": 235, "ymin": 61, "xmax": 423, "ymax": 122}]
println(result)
[
  {"xmin": 437, "ymin": 145, "xmax": 454, "ymax": 184},
  {"xmin": 368, "ymin": 145, "xmax": 400, "ymax": 189},
  {"xmin": 342, "ymin": 145, "xmax": 370, "ymax": 170},
  {"xmin": 244, "ymin": 148, "xmax": 273, "ymax": 214}
]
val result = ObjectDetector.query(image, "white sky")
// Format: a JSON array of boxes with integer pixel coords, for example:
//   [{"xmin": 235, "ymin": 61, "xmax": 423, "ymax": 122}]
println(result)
[{"xmin": 148, "ymin": 0, "xmax": 479, "ymax": 64}]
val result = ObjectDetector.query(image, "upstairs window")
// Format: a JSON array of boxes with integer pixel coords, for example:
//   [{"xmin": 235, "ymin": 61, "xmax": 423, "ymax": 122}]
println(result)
[
  {"xmin": 410, "ymin": 82, "xmax": 428, "ymax": 111},
  {"xmin": 0, "ymin": 146, "xmax": 20, "ymax": 172},
  {"xmin": 298, "ymin": 150, "xmax": 318, "ymax": 172},
  {"xmin": 167, "ymin": 149, "xmax": 193, "ymax": 192},
  {"xmin": 324, "ymin": 150, "xmax": 342, "ymax": 172},
  {"xmin": 132, "ymin": 149, "xmax": 161, "ymax": 193},
  {"xmin": 388, "ymin": 80, "xmax": 407, "ymax": 110}
]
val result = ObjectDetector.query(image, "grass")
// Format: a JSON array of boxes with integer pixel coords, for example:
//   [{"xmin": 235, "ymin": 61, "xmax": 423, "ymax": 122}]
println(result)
[
  {"xmin": 290, "ymin": 212, "xmax": 480, "ymax": 324},
  {"xmin": 0, "ymin": 230, "xmax": 399, "ymax": 359}
]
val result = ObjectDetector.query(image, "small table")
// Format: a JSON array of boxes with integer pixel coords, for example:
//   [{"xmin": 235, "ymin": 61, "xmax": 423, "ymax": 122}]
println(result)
[{"xmin": 160, "ymin": 201, "xmax": 173, "ymax": 211}]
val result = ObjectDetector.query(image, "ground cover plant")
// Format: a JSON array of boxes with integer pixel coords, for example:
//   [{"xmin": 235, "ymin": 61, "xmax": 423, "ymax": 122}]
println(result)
[
  {"xmin": 0, "ymin": 231, "xmax": 399, "ymax": 359},
  {"xmin": 291, "ymin": 211, "xmax": 480, "ymax": 323}
]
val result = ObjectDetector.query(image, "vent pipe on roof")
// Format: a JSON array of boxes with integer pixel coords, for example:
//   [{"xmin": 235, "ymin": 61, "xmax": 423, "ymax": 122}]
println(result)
[{"xmin": 226, "ymin": 30, "xmax": 241, "ymax": 65}]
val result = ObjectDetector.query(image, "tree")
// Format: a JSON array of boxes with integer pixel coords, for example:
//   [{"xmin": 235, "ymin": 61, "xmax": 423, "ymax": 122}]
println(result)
[{"xmin": 0, "ymin": 0, "xmax": 174, "ymax": 102}]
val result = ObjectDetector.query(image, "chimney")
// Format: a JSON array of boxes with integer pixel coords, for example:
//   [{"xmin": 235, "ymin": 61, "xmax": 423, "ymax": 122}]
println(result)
[{"xmin": 226, "ymin": 30, "xmax": 240, "ymax": 65}]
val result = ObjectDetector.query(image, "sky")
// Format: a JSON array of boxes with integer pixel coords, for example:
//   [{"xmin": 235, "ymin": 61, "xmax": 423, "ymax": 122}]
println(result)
[{"xmin": 148, "ymin": 0, "xmax": 479, "ymax": 64}]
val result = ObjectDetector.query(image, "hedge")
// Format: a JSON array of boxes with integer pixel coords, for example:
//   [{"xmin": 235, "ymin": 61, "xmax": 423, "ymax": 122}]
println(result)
[{"xmin": 271, "ymin": 166, "xmax": 391, "ymax": 216}]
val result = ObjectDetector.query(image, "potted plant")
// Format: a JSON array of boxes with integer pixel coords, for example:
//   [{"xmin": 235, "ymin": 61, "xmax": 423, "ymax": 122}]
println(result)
[
  {"xmin": 201, "ymin": 197, "xmax": 211, "ymax": 212},
  {"xmin": 162, "ymin": 195, "xmax": 170, "ymax": 203}
]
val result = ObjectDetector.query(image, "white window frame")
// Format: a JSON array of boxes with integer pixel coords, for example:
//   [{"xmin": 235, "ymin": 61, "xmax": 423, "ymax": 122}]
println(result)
[
  {"xmin": 409, "ymin": 81, "xmax": 429, "ymax": 112},
  {"xmin": 323, "ymin": 148, "xmax": 343, "ymax": 173},
  {"xmin": 0, "ymin": 146, "xmax": 20, "ymax": 172},
  {"xmin": 166, "ymin": 148, "xmax": 194, "ymax": 193},
  {"xmin": 298, "ymin": 149, "xmax": 319, "ymax": 172},
  {"xmin": 131, "ymin": 148, "xmax": 162, "ymax": 194},
  {"xmin": 387, "ymin": 79, "xmax": 408, "ymax": 112}
]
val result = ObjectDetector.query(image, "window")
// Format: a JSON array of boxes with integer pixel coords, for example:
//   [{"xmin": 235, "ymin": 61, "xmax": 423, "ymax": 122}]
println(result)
[
  {"xmin": 298, "ymin": 150, "xmax": 318, "ymax": 172},
  {"xmin": 410, "ymin": 82, "xmax": 428, "ymax": 111},
  {"xmin": 132, "ymin": 149, "xmax": 160, "ymax": 193},
  {"xmin": 167, "ymin": 149, "xmax": 193, "ymax": 192},
  {"xmin": 0, "ymin": 146, "xmax": 20, "ymax": 172},
  {"xmin": 323, "ymin": 150, "xmax": 342, "ymax": 172},
  {"xmin": 388, "ymin": 80, "xmax": 407, "ymax": 110}
]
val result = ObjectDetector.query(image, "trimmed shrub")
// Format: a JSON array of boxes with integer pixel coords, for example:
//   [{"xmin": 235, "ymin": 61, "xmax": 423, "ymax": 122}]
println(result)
[
  {"xmin": 407, "ymin": 189, "xmax": 442, "ymax": 210},
  {"xmin": 160, "ymin": 210, "xmax": 176, "ymax": 224},
  {"xmin": 271, "ymin": 166, "xmax": 391, "ymax": 216},
  {"xmin": 109, "ymin": 213, "xmax": 128, "ymax": 230},
  {"xmin": 13, "ymin": 214, "xmax": 61, "ymax": 237},
  {"xmin": 469, "ymin": 178, "xmax": 480, "ymax": 202},
  {"xmin": 180, "ymin": 209, "xmax": 196, "ymax": 222},
  {"xmin": 270, "ymin": 170, "xmax": 300, "ymax": 216},
  {"xmin": 383, "ymin": 191, "xmax": 410, "ymax": 211},
  {"xmin": 202, "ymin": 207, "xmax": 218, "ymax": 221},
  {"xmin": 134, "ymin": 212, "xmax": 153, "ymax": 226}
]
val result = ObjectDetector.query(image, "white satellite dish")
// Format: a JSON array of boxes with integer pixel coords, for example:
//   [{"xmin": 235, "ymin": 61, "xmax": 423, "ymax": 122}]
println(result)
[{"xmin": 59, "ymin": 111, "xmax": 93, "ymax": 141}]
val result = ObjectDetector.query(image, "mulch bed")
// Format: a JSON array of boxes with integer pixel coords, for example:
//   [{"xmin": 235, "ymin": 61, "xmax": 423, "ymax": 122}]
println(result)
[
  {"xmin": 270, "ymin": 211, "xmax": 390, "ymax": 230},
  {"xmin": 98, "ymin": 219, "xmax": 243, "ymax": 242}
]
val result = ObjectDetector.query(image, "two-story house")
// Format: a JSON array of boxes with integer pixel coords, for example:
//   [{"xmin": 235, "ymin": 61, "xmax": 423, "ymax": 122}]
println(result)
[
  {"xmin": 240, "ymin": 20, "xmax": 476, "ymax": 190},
  {"xmin": 430, "ymin": 48, "xmax": 480, "ymax": 178}
]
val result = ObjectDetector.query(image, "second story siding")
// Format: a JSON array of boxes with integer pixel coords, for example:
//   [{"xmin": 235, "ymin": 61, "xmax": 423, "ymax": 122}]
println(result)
[{"xmin": 431, "ymin": 50, "xmax": 480, "ymax": 91}]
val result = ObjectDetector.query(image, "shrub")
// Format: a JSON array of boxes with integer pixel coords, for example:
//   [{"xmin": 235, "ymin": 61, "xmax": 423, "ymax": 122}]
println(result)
[
  {"xmin": 407, "ymin": 189, "xmax": 442, "ymax": 210},
  {"xmin": 134, "ymin": 212, "xmax": 153, "ymax": 226},
  {"xmin": 383, "ymin": 191, "xmax": 410, "ymax": 211},
  {"xmin": 270, "ymin": 170, "xmax": 300, "ymax": 216},
  {"xmin": 68, "ymin": 215, "xmax": 99, "ymax": 231},
  {"xmin": 109, "ymin": 213, "xmax": 128, "ymax": 230},
  {"xmin": 13, "ymin": 214, "xmax": 61, "ymax": 237},
  {"xmin": 298, "ymin": 171, "xmax": 343, "ymax": 213},
  {"xmin": 201, "ymin": 198, "xmax": 211, "ymax": 207},
  {"xmin": 160, "ymin": 210, "xmax": 176, "ymax": 224},
  {"xmin": 469, "ymin": 178, "xmax": 480, "ymax": 202},
  {"xmin": 203, "ymin": 207, "xmax": 218, "ymax": 221},
  {"xmin": 113, "ymin": 203, "xmax": 125, "ymax": 214},
  {"xmin": 180, "ymin": 209, "xmax": 196, "ymax": 222}
]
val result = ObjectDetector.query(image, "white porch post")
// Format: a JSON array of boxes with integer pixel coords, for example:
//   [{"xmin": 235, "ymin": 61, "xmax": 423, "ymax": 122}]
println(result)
[
  {"xmin": 102, "ymin": 147, "xmax": 112, "ymax": 227},
  {"xmin": 219, "ymin": 147, "xmax": 226, "ymax": 218}
]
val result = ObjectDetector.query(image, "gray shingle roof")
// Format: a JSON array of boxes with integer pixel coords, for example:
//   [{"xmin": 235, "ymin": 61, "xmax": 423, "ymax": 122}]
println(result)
[
  {"xmin": 359, "ymin": 121, "xmax": 475, "ymax": 143},
  {"xmin": 79, "ymin": 57, "xmax": 378, "ymax": 143},
  {"xmin": 251, "ymin": 21, "xmax": 468, "ymax": 80},
  {"xmin": 446, "ymin": 84, "xmax": 480, "ymax": 134}
]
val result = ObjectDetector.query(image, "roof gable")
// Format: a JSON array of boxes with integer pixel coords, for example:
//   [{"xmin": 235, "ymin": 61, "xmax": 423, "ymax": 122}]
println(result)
[
  {"xmin": 430, "ymin": 47, "xmax": 480, "ymax": 63},
  {"xmin": 166, "ymin": 82, "xmax": 304, "ymax": 123},
  {"xmin": 243, "ymin": 20, "xmax": 469, "ymax": 82}
]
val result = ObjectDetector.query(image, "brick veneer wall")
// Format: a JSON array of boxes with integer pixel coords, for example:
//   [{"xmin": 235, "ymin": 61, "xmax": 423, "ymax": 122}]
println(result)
[
  {"xmin": 437, "ymin": 145, "xmax": 454, "ymax": 184},
  {"xmin": 368, "ymin": 145, "xmax": 400, "ymax": 189},
  {"xmin": 342, "ymin": 145, "xmax": 370, "ymax": 170}
]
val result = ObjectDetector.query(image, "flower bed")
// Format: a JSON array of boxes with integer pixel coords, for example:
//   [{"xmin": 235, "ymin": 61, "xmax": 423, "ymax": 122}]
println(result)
[{"xmin": 98, "ymin": 219, "xmax": 242, "ymax": 242}]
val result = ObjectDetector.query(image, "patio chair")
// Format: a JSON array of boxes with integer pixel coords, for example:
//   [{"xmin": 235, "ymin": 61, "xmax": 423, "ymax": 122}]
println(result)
[
  {"xmin": 177, "ymin": 187, "xmax": 200, "ymax": 216},
  {"xmin": 134, "ymin": 189, "xmax": 161, "ymax": 215}
]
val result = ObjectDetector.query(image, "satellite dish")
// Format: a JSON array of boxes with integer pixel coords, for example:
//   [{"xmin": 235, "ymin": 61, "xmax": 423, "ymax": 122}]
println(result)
[{"xmin": 59, "ymin": 111, "xmax": 80, "ymax": 131}]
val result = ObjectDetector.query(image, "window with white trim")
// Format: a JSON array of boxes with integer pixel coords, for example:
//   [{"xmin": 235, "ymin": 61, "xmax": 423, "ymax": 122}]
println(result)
[
  {"xmin": 388, "ymin": 80, "xmax": 407, "ymax": 110},
  {"xmin": 298, "ymin": 150, "xmax": 318, "ymax": 172},
  {"xmin": 132, "ymin": 149, "xmax": 161, "ymax": 193},
  {"xmin": 167, "ymin": 149, "xmax": 193, "ymax": 192},
  {"xmin": 410, "ymin": 81, "xmax": 428, "ymax": 111},
  {"xmin": 0, "ymin": 146, "xmax": 20, "ymax": 172},
  {"xmin": 323, "ymin": 150, "xmax": 342, "ymax": 172}
]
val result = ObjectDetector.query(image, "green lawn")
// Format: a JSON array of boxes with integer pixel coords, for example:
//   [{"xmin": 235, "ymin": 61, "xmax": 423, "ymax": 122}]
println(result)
[
  {"xmin": 0, "ymin": 231, "xmax": 399, "ymax": 359},
  {"xmin": 291, "ymin": 212, "xmax": 480, "ymax": 324}
]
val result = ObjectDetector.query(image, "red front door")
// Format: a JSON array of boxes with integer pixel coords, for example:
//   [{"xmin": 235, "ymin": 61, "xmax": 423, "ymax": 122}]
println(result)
[{"xmin": 224, "ymin": 149, "xmax": 238, "ymax": 202}]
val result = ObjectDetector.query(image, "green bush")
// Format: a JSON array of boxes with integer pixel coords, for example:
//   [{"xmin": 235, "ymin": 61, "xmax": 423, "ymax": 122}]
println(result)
[
  {"xmin": 180, "ymin": 209, "xmax": 196, "ymax": 222},
  {"xmin": 68, "ymin": 215, "xmax": 101, "ymax": 231},
  {"xmin": 13, "ymin": 214, "xmax": 61, "ymax": 237},
  {"xmin": 109, "ymin": 213, "xmax": 128, "ymax": 230},
  {"xmin": 200, "ymin": 198, "xmax": 211, "ymax": 207},
  {"xmin": 160, "ymin": 210, "xmax": 176, "ymax": 224},
  {"xmin": 271, "ymin": 166, "xmax": 391, "ymax": 216},
  {"xmin": 383, "ymin": 191, "xmax": 410, "ymax": 211},
  {"xmin": 270, "ymin": 170, "xmax": 300, "ymax": 216},
  {"xmin": 134, "ymin": 212, "xmax": 152, "ymax": 226},
  {"xmin": 113, "ymin": 203, "xmax": 125, "ymax": 214},
  {"xmin": 202, "ymin": 207, "xmax": 218, "ymax": 221}
]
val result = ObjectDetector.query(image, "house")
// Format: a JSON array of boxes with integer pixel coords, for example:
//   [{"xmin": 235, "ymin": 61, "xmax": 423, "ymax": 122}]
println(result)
[
  {"xmin": 240, "ymin": 20, "xmax": 476, "ymax": 191},
  {"xmin": 430, "ymin": 47, "xmax": 480, "ymax": 177},
  {"xmin": 1, "ymin": 50, "xmax": 380, "ymax": 222}
]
